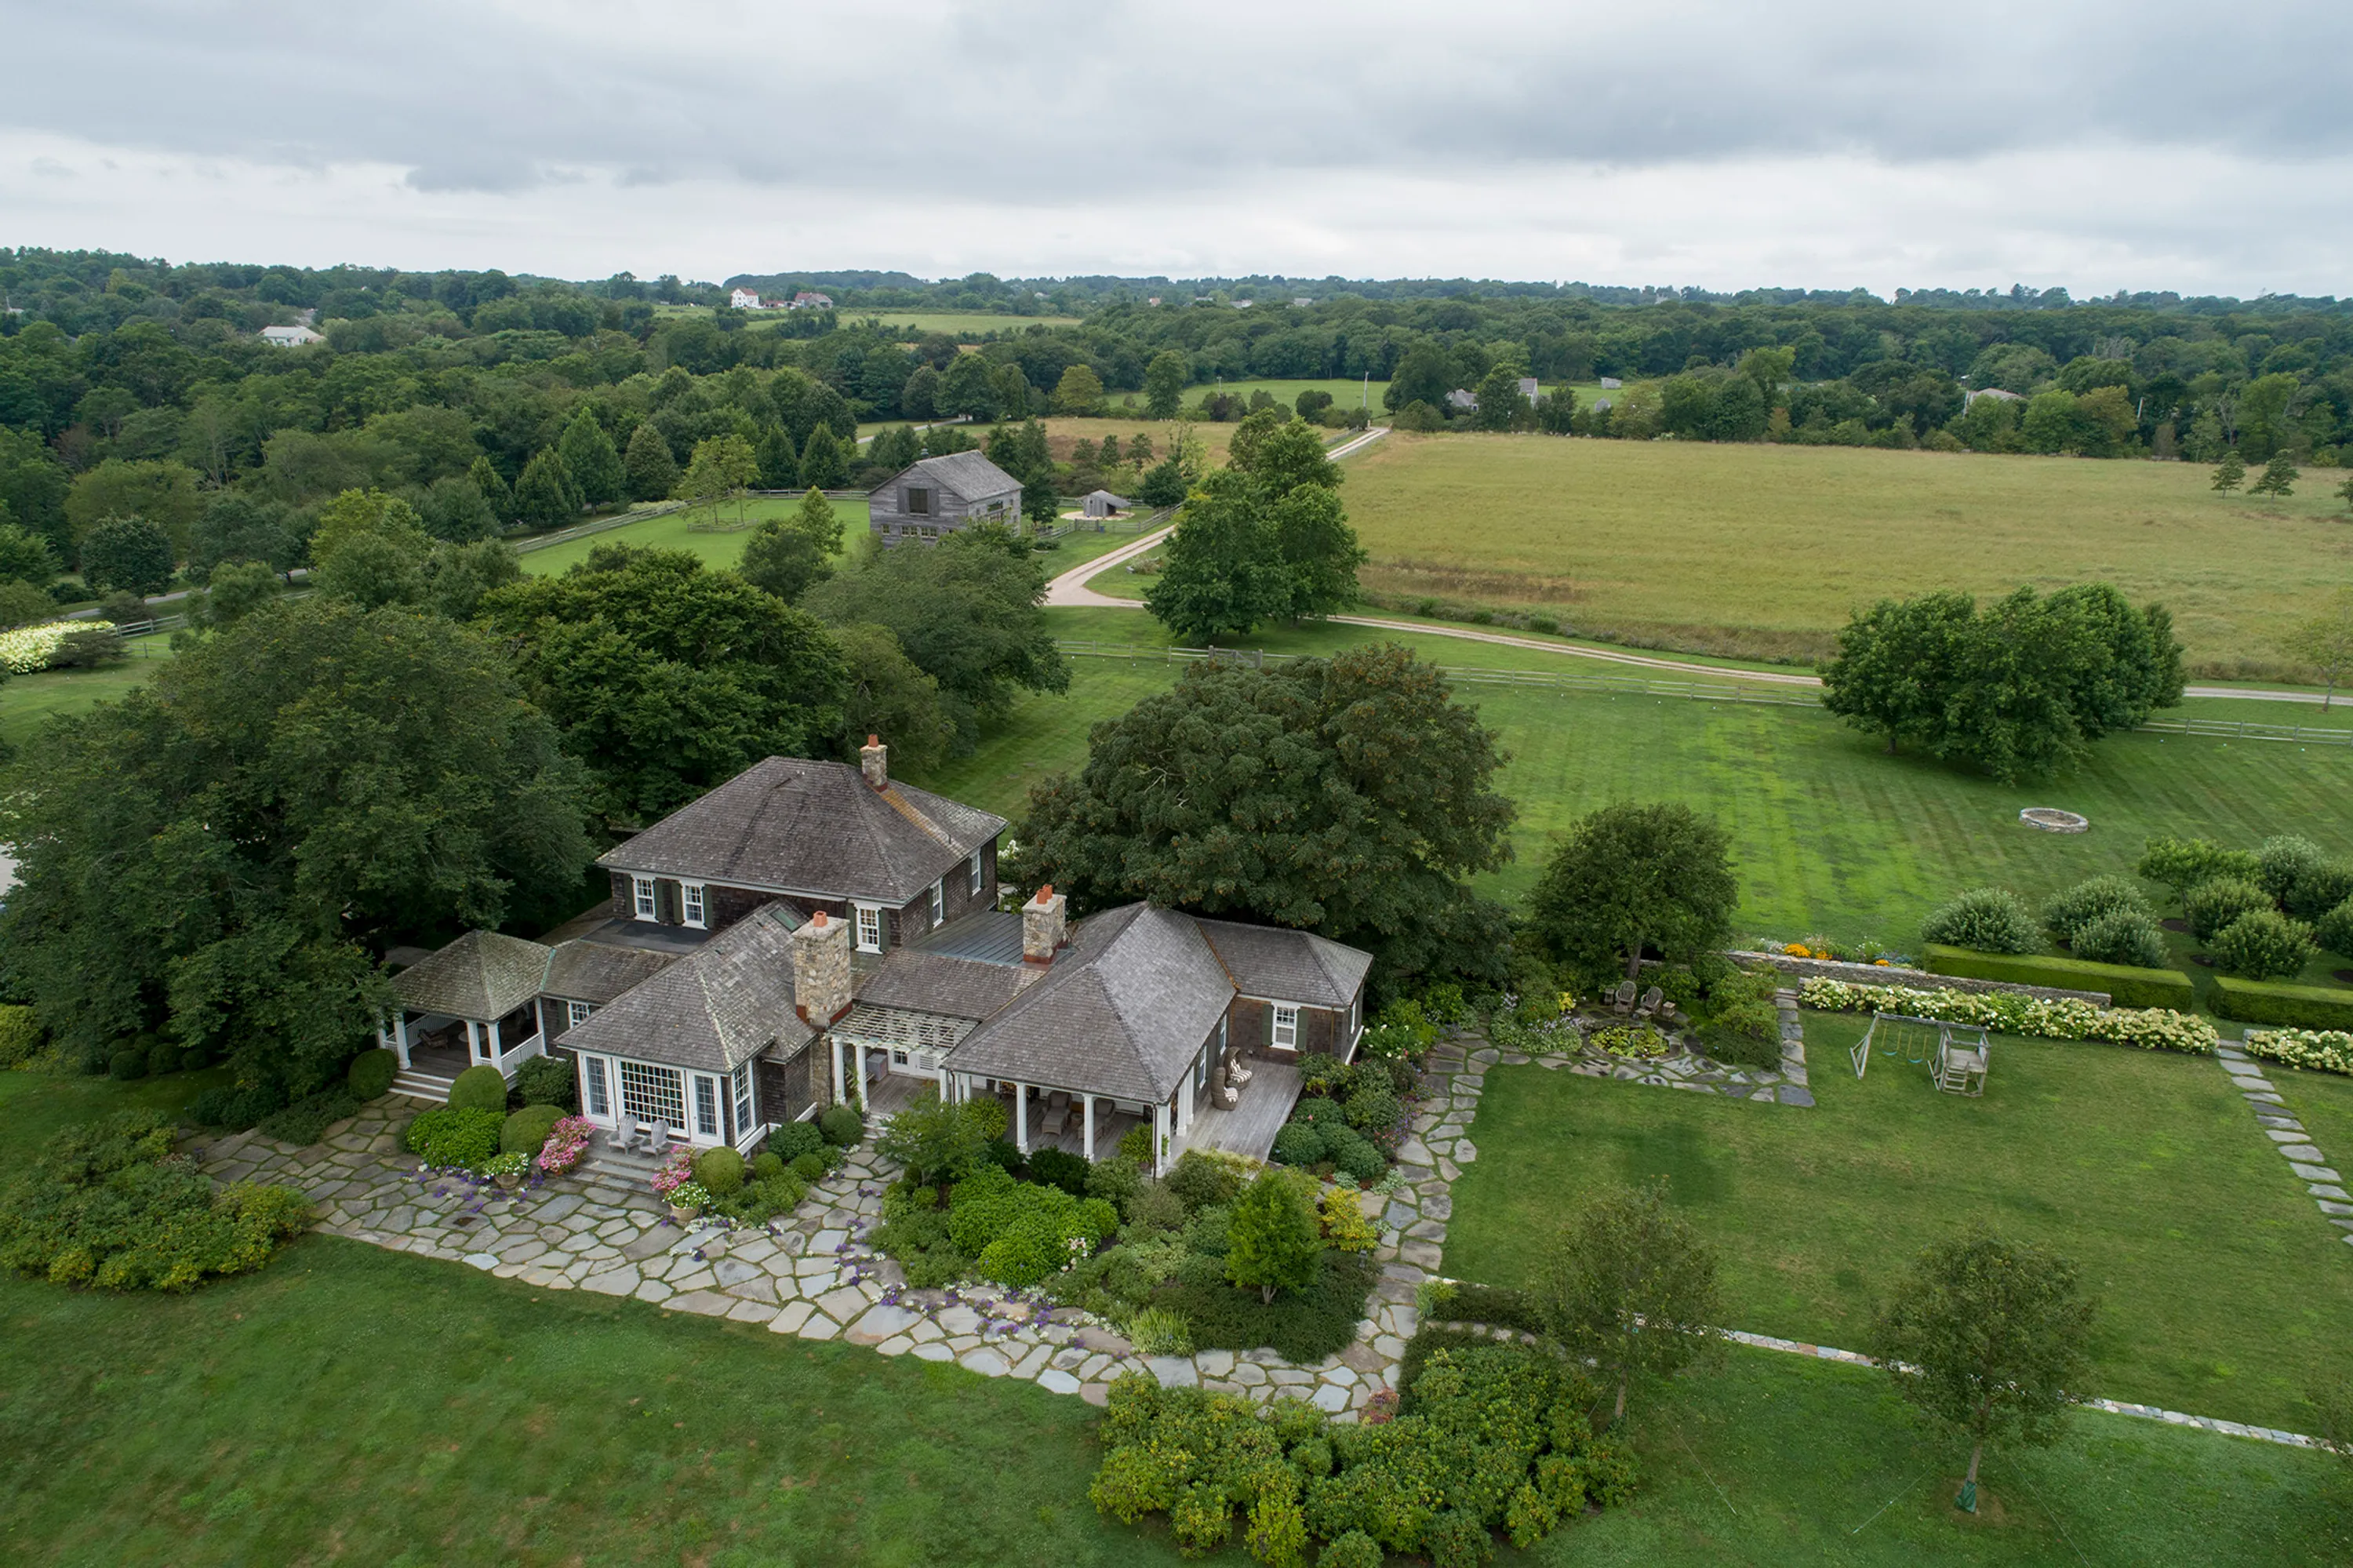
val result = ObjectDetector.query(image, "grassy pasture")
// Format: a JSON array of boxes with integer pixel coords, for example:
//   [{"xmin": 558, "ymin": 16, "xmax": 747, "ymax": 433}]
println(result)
[
  {"xmin": 1340, "ymin": 434, "xmax": 2353, "ymax": 674},
  {"xmin": 1446, "ymin": 1016, "xmax": 2353, "ymax": 1430},
  {"xmin": 0, "ymin": 636, "xmax": 178, "ymax": 749},
  {"xmin": 1182, "ymin": 377, "xmax": 1390, "ymax": 416},
  {"xmin": 517, "ymin": 497, "xmax": 872, "ymax": 577},
  {"xmin": 915, "ymin": 611, "xmax": 2353, "ymax": 948}
]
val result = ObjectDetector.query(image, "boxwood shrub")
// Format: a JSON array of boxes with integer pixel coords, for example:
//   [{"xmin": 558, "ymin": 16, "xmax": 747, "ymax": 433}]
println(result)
[
  {"xmin": 347, "ymin": 1048, "xmax": 398, "ymax": 1101},
  {"xmin": 818, "ymin": 1104, "xmax": 864, "ymax": 1146},
  {"xmin": 693, "ymin": 1145, "xmax": 745, "ymax": 1195},
  {"xmin": 2040, "ymin": 875, "xmax": 2149, "ymax": 944},
  {"xmin": 446, "ymin": 1064, "xmax": 508, "ymax": 1114},
  {"xmin": 502, "ymin": 1103, "xmax": 566, "ymax": 1157},
  {"xmin": 2209, "ymin": 977, "xmax": 2353, "ymax": 1031},
  {"xmin": 1922, "ymin": 944, "xmax": 2195, "ymax": 1012},
  {"xmin": 404, "ymin": 1107, "xmax": 503, "ymax": 1170},
  {"xmin": 1918, "ymin": 887, "xmax": 2036, "ymax": 954},
  {"xmin": 768, "ymin": 1122, "xmax": 824, "ymax": 1163},
  {"xmin": 2070, "ymin": 908, "xmax": 2170, "ymax": 970}
]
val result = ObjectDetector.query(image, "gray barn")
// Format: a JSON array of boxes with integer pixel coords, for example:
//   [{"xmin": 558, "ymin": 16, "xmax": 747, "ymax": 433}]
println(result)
[{"xmin": 867, "ymin": 452, "xmax": 1025, "ymax": 546}]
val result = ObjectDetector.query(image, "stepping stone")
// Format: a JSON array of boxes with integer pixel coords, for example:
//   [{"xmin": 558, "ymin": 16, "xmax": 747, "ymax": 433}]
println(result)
[
  {"xmin": 1777, "ymin": 1086, "xmax": 1816, "ymax": 1107},
  {"xmin": 2292, "ymin": 1164, "xmax": 2342, "ymax": 1182},
  {"xmin": 666, "ymin": 1290, "xmax": 732, "ymax": 1316},
  {"xmin": 2265, "ymin": 1129, "xmax": 2310, "ymax": 1144},
  {"xmin": 2281, "ymin": 1145, "xmax": 2328, "ymax": 1163},
  {"xmin": 912, "ymin": 1342, "xmax": 955, "ymax": 1362},
  {"xmin": 464, "ymin": 1252, "xmax": 500, "ymax": 1271},
  {"xmin": 846, "ymin": 1304, "xmax": 922, "ymax": 1344},
  {"xmin": 1145, "ymin": 1356, "xmax": 1196, "ymax": 1387},
  {"xmin": 2318, "ymin": 1200, "xmax": 2353, "ymax": 1217},
  {"xmin": 2308, "ymin": 1185, "xmax": 2351, "ymax": 1201},
  {"xmin": 1038, "ymin": 1369, "xmax": 1082, "ymax": 1395},
  {"xmin": 1195, "ymin": 1348, "xmax": 1236, "ymax": 1377},
  {"xmin": 1311, "ymin": 1384, "xmax": 1351, "ymax": 1412}
]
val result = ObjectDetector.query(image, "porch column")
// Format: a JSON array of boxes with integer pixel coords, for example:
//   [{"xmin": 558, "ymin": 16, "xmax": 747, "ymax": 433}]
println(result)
[
  {"xmin": 1151, "ymin": 1099, "xmax": 1168, "ymax": 1177},
  {"xmin": 488, "ymin": 1017, "xmax": 504, "ymax": 1064},
  {"xmin": 464, "ymin": 1018, "xmax": 481, "ymax": 1061},
  {"xmin": 1179, "ymin": 1071, "xmax": 1194, "ymax": 1135},
  {"xmin": 1082, "ymin": 1094, "xmax": 1096, "ymax": 1162},
  {"xmin": 1013, "ymin": 1082, "xmax": 1029, "ymax": 1154},
  {"xmin": 392, "ymin": 1013, "xmax": 411, "ymax": 1069},
  {"xmin": 830, "ymin": 1036, "xmax": 845, "ymax": 1104}
]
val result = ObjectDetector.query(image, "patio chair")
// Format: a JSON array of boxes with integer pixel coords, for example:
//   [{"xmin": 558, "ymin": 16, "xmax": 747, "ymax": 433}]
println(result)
[
  {"xmin": 1612, "ymin": 980, "xmax": 1638, "ymax": 1015},
  {"xmin": 1635, "ymin": 985, "xmax": 1665, "ymax": 1020},
  {"xmin": 610, "ymin": 1117, "xmax": 646, "ymax": 1154},
  {"xmin": 646, "ymin": 1118, "xmax": 673, "ymax": 1151}
]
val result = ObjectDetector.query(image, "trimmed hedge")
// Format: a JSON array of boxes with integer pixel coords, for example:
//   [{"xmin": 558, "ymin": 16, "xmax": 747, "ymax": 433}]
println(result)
[
  {"xmin": 2210, "ymin": 977, "xmax": 2353, "ymax": 1031},
  {"xmin": 501, "ymin": 1103, "xmax": 565, "ymax": 1156},
  {"xmin": 1923, "ymin": 944, "xmax": 2195, "ymax": 1012},
  {"xmin": 447, "ymin": 1064, "xmax": 508, "ymax": 1114},
  {"xmin": 347, "ymin": 1048, "xmax": 398, "ymax": 1101}
]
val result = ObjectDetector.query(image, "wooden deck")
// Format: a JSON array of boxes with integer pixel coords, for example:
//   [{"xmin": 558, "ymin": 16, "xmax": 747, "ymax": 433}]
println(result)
[{"xmin": 1180, "ymin": 1060, "xmax": 1302, "ymax": 1163}]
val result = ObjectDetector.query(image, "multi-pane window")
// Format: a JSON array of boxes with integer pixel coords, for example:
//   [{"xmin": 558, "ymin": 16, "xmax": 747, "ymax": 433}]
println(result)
[
  {"xmin": 1272, "ymin": 1005, "xmax": 1299, "ymax": 1050},
  {"xmin": 930, "ymin": 879, "xmax": 945, "ymax": 925},
  {"xmin": 968, "ymin": 851, "xmax": 983, "ymax": 896},
  {"xmin": 582, "ymin": 1055, "xmax": 610, "ymax": 1118},
  {"xmin": 619, "ymin": 1060, "xmax": 684, "ymax": 1126},
  {"xmin": 731, "ymin": 1063, "xmax": 755, "ymax": 1139},
  {"xmin": 693, "ymin": 1075, "xmax": 722, "ymax": 1140},
  {"xmin": 855, "ymin": 904, "xmax": 883, "ymax": 952},
  {"xmin": 566, "ymin": 999, "xmax": 594, "ymax": 1029},
  {"xmin": 682, "ymin": 882, "xmax": 707, "ymax": 929},
  {"xmin": 631, "ymin": 876, "xmax": 657, "ymax": 920}
]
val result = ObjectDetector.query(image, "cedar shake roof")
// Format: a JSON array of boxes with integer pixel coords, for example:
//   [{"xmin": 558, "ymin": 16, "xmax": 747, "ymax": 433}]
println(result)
[
  {"xmin": 941, "ymin": 904, "xmax": 1235, "ymax": 1103},
  {"xmin": 895, "ymin": 451, "xmax": 1022, "ymax": 502},
  {"xmin": 597, "ymin": 755, "xmax": 1005, "ymax": 905},
  {"xmin": 854, "ymin": 948, "xmax": 1037, "ymax": 1020},
  {"xmin": 542, "ymin": 939, "xmax": 680, "ymax": 1005},
  {"xmin": 1195, "ymin": 919, "xmax": 1373, "ymax": 1010},
  {"xmin": 392, "ymin": 931, "xmax": 551, "ymax": 1020},
  {"xmin": 555, "ymin": 903, "xmax": 813, "ymax": 1074}
]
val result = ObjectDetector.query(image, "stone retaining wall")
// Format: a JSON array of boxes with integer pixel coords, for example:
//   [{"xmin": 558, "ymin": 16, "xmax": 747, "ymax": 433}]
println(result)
[{"xmin": 1724, "ymin": 951, "xmax": 2111, "ymax": 1007}]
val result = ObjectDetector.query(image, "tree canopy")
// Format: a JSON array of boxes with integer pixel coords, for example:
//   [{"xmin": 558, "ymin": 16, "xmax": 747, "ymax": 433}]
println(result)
[
  {"xmin": 0, "ymin": 597, "xmax": 592, "ymax": 1086},
  {"xmin": 1145, "ymin": 417, "xmax": 1365, "ymax": 642},
  {"xmin": 1009, "ymin": 643, "xmax": 1515, "ymax": 985},
  {"xmin": 478, "ymin": 544, "xmax": 849, "ymax": 821},
  {"xmin": 1537, "ymin": 1180, "xmax": 1724, "ymax": 1422},
  {"xmin": 802, "ymin": 527, "xmax": 1066, "ymax": 751},
  {"xmin": 1529, "ymin": 802, "xmax": 1739, "ymax": 987}
]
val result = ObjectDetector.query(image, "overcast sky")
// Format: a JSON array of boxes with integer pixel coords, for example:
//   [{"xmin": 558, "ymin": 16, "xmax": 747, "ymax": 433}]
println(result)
[{"xmin": 5, "ymin": 0, "xmax": 2350, "ymax": 296}]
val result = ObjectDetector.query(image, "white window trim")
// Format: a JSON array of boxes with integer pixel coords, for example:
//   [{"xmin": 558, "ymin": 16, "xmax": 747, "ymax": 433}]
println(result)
[
  {"xmin": 681, "ymin": 881, "xmax": 707, "ymax": 930},
  {"xmin": 730, "ymin": 1062, "xmax": 755, "ymax": 1142},
  {"xmin": 566, "ymin": 999, "xmax": 594, "ymax": 1030},
  {"xmin": 692, "ymin": 1073, "xmax": 723, "ymax": 1142},
  {"xmin": 1272, "ymin": 1004, "xmax": 1299, "ymax": 1050},
  {"xmin": 631, "ymin": 875, "xmax": 657, "ymax": 921},
  {"xmin": 930, "ymin": 879, "xmax": 945, "ymax": 925},
  {"xmin": 580, "ymin": 1054, "xmax": 611, "ymax": 1119},
  {"xmin": 968, "ymin": 851, "xmax": 983, "ymax": 897},
  {"xmin": 853, "ymin": 903, "xmax": 883, "ymax": 953}
]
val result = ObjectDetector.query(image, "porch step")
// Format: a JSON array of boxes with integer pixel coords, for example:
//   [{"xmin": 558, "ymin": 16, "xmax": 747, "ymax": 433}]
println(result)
[{"xmin": 389, "ymin": 1071, "xmax": 453, "ymax": 1102}]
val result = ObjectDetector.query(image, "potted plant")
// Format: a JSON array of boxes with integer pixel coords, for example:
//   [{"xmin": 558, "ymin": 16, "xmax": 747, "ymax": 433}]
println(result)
[
  {"xmin": 665, "ymin": 1181, "xmax": 711, "ymax": 1224},
  {"xmin": 537, "ymin": 1115, "xmax": 594, "ymax": 1177},
  {"xmin": 485, "ymin": 1150, "xmax": 532, "ymax": 1192}
]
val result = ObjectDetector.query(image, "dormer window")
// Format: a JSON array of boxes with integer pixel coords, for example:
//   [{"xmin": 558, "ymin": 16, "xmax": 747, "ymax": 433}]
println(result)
[{"xmin": 906, "ymin": 486, "xmax": 932, "ymax": 516}]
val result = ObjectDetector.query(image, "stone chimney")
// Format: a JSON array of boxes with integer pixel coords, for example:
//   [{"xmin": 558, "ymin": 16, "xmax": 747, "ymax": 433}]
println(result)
[
  {"xmin": 1021, "ymin": 885, "xmax": 1067, "ymax": 965},
  {"xmin": 792, "ymin": 909, "xmax": 853, "ymax": 1026},
  {"xmin": 860, "ymin": 733, "xmax": 888, "ymax": 791}
]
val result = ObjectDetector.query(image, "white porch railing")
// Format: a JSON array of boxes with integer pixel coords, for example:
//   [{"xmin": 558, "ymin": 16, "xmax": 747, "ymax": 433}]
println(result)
[{"xmin": 493, "ymin": 1031, "xmax": 544, "ymax": 1079}]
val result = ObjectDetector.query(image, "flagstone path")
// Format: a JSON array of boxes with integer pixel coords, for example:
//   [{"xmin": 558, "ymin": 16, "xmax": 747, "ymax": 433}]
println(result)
[
  {"xmin": 192, "ymin": 1013, "xmax": 1810, "ymax": 1419},
  {"xmin": 2214, "ymin": 1036, "xmax": 2353, "ymax": 1248}
]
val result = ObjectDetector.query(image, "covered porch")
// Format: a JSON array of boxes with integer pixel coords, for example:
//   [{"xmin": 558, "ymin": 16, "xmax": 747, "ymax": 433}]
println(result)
[{"xmin": 381, "ymin": 930, "xmax": 553, "ymax": 1099}]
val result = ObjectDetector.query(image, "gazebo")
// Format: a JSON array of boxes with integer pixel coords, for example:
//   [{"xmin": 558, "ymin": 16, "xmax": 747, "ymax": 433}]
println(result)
[{"xmin": 382, "ymin": 930, "xmax": 552, "ymax": 1095}]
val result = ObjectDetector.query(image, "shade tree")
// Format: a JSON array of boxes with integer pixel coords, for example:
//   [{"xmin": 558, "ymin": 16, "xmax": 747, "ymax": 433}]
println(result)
[
  {"xmin": 75, "ymin": 515, "xmax": 176, "ymax": 598},
  {"xmin": 1536, "ymin": 1179, "xmax": 1724, "ymax": 1423},
  {"xmin": 1529, "ymin": 801, "xmax": 1739, "ymax": 988}
]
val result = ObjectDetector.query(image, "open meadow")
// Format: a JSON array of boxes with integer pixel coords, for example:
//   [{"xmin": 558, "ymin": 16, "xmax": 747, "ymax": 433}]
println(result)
[
  {"xmin": 1340, "ymin": 434, "xmax": 2353, "ymax": 674},
  {"xmin": 516, "ymin": 497, "xmax": 873, "ymax": 577}
]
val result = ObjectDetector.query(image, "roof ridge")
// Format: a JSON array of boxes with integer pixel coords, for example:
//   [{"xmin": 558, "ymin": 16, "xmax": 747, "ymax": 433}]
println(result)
[{"xmin": 876, "ymin": 784, "xmax": 954, "ymax": 849}]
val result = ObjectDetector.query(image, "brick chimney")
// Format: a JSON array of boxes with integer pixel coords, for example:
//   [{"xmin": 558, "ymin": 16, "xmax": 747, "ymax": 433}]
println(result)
[
  {"xmin": 792, "ymin": 909, "xmax": 853, "ymax": 1026},
  {"xmin": 1021, "ymin": 885, "xmax": 1067, "ymax": 965},
  {"xmin": 860, "ymin": 733, "xmax": 888, "ymax": 790}
]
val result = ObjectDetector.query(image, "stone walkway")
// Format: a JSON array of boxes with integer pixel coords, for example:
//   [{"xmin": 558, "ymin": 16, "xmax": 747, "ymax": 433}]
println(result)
[
  {"xmin": 2213, "ymin": 1037, "xmax": 2353, "ymax": 1249},
  {"xmin": 1530, "ymin": 991, "xmax": 1813, "ymax": 1106}
]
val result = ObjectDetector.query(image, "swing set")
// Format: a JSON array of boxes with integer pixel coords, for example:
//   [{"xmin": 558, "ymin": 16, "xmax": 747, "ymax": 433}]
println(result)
[{"xmin": 1851, "ymin": 1011, "xmax": 1991, "ymax": 1096}]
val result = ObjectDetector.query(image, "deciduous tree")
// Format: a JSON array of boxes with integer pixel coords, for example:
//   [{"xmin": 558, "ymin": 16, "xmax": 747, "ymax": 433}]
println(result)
[
  {"xmin": 2287, "ymin": 588, "xmax": 2353, "ymax": 709},
  {"xmin": 1537, "ymin": 1180, "xmax": 1724, "ymax": 1423},
  {"xmin": 1009, "ymin": 644, "xmax": 1515, "ymax": 984},
  {"xmin": 557, "ymin": 408, "xmax": 624, "ymax": 508},
  {"xmin": 1871, "ymin": 1229, "xmax": 2096, "ymax": 1512},
  {"xmin": 2249, "ymin": 452, "xmax": 2300, "ymax": 497},
  {"xmin": 78, "ymin": 515, "xmax": 176, "ymax": 597},
  {"xmin": 1821, "ymin": 591, "xmax": 1978, "ymax": 754},
  {"xmin": 829, "ymin": 622, "xmax": 955, "ymax": 776},
  {"xmin": 1144, "ymin": 351, "xmax": 1188, "ymax": 420},
  {"xmin": 2211, "ymin": 449, "xmax": 2246, "ymax": 493},
  {"xmin": 1144, "ymin": 470, "xmax": 1293, "ymax": 642},
  {"xmin": 1052, "ymin": 363, "xmax": 1107, "ymax": 417},
  {"xmin": 1529, "ymin": 802, "xmax": 1738, "ymax": 986},
  {"xmin": 1226, "ymin": 1170, "xmax": 1322, "ymax": 1303}
]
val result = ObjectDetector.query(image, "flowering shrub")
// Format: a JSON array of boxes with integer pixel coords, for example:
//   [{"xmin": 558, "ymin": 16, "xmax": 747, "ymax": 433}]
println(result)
[
  {"xmin": 0, "ymin": 619, "xmax": 114, "ymax": 674},
  {"xmin": 1318, "ymin": 1187, "xmax": 1380, "ymax": 1253},
  {"xmin": 537, "ymin": 1115, "xmax": 594, "ymax": 1175},
  {"xmin": 2243, "ymin": 1029, "xmax": 2353, "ymax": 1077},
  {"xmin": 666, "ymin": 1181, "xmax": 712, "ymax": 1213},
  {"xmin": 483, "ymin": 1150, "xmax": 531, "ymax": 1180},
  {"xmin": 1798, "ymin": 977, "xmax": 2217, "ymax": 1053},
  {"xmin": 649, "ymin": 1144, "xmax": 696, "ymax": 1198}
]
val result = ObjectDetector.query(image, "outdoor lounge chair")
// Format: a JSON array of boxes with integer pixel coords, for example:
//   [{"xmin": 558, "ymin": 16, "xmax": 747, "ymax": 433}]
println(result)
[
  {"xmin": 1612, "ymin": 980, "xmax": 1638, "ymax": 1015},
  {"xmin": 646, "ymin": 1118, "xmax": 672, "ymax": 1151},
  {"xmin": 1635, "ymin": 985, "xmax": 1665, "ymax": 1020},
  {"xmin": 610, "ymin": 1117, "xmax": 646, "ymax": 1154}
]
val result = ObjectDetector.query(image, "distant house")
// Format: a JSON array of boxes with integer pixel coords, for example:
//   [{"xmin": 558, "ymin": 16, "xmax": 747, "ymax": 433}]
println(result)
[
  {"xmin": 789, "ymin": 291, "xmax": 834, "ymax": 311},
  {"xmin": 1517, "ymin": 377, "xmax": 1540, "ymax": 405},
  {"xmin": 1293, "ymin": 297, "xmax": 1314, "ymax": 308},
  {"xmin": 260, "ymin": 323, "xmax": 324, "ymax": 347},
  {"xmin": 1147, "ymin": 297, "xmax": 1163, "ymax": 307},
  {"xmin": 867, "ymin": 452, "xmax": 1024, "ymax": 547},
  {"xmin": 1598, "ymin": 376, "xmax": 1623, "ymax": 390},
  {"xmin": 1446, "ymin": 389, "xmax": 1478, "ymax": 412},
  {"xmin": 729, "ymin": 288, "xmax": 763, "ymax": 311},
  {"xmin": 1234, "ymin": 299, "xmax": 1253, "ymax": 309},
  {"xmin": 1964, "ymin": 387, "xmax": 2025, "ymax": 406}
]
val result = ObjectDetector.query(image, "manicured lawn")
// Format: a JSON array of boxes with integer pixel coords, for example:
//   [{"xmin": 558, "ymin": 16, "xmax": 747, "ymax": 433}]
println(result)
[
  {"xmin": 1181, "ymin": 378, "xmax": 1391, "ymax": 417},
  {"xmin": 0, "ymin": 637, "xmax": 177, "ymax": 749},
  {"xmin": 860, "ymin": 310, "xmax": 1082, "ymax": 336},
  {"xmin": 518, "ymin": 497, "xmax": 873, "ymax": 577},
  {"xmin": 1341, "ymin": 433, "xmax": 2353, "ymax": 671},
  {"xmin": 938, "ymin": 614, "xmax": 2353, "ymax": 944},
  {"xmin": 1446, "ymin": 1014, "xmax": 2353, "ymax": 1429}
]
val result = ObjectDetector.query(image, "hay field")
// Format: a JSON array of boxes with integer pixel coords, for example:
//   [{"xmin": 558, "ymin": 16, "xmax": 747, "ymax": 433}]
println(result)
[{"xmin": 1341, "ymin": 435, "xmax": 2353, "ymax": 674}]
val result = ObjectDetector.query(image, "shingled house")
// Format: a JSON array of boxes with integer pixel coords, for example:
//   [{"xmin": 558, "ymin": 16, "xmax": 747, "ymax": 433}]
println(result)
[
  {"xmin": 385, "ymin": 739, "xmax": 1372, "ymax": 1173},
  {"xmin": 866, "ymin": 452, "xmax": 1024, "ymax": 546}
]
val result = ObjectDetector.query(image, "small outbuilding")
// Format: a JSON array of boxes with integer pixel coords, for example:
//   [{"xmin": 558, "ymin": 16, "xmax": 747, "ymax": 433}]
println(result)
[
  {"xmin": 383, "ymin": 930, "xmax": 553, "ymax": 1093},
  {"xmin": 1081, "ymin": 489, "xmax": 1135, "ymax": 518}
]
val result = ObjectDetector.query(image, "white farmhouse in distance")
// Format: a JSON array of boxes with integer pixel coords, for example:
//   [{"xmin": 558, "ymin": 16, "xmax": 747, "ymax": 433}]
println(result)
[
  {"xmin": 729, "ymin": 288, "xmax": 763, "ymax": 311},
  {"xmin": 260, "ymin": 323, "xmax": 324, "ymax": 347}
]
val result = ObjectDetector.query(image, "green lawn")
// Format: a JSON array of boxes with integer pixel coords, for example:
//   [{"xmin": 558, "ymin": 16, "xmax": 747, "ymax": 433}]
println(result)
[
  {"xmin": 1446, "ymin": 1015, "xmax": 2353, "ymax": 1429},
  {"xmin": 1183, "ymin": 378, "xmax": 1390, "ymax": 417},
  {"xmin": 1340, "ymin": 433, "xmax": 2353, "ymax": 672},
  {"xmin": 0, "ymin": 638, "xmax": 177, "ymax": 749},
  {"xmin": 518, "ymin": 497, "xmax": 872, "ymax": 577},
  {"xmin": 921, "ymin": 613, "xmax": 2353, "ymax": 946}
]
